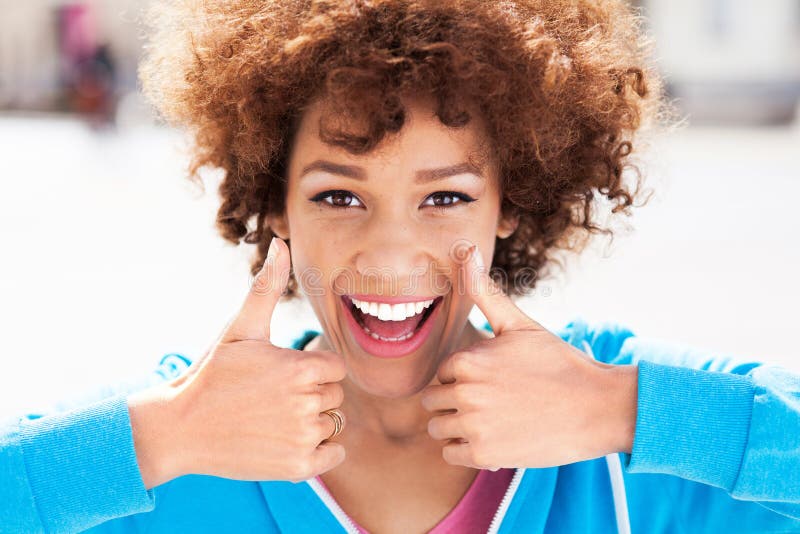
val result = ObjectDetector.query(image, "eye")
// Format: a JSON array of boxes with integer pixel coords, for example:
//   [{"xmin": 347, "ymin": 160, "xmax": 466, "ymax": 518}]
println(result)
[
  {"xmin": 422, "ymin": 191, "xmax": 476, "ymax": 211},
  {"xmin": 309, "ymin": 190, "xmax": 364, "ymax": 210}
]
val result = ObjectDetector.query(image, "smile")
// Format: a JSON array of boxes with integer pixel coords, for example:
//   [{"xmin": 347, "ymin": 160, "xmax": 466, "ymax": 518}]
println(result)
[{"xmin": 340, "ymin": 294, "xmax": 444, "ymax": 358}]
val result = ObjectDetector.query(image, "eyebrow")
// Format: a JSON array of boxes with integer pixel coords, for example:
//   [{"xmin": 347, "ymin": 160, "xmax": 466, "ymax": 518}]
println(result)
[{"xmin": 299, "ymin": 159, "xmax": 485, "ymax": 183}]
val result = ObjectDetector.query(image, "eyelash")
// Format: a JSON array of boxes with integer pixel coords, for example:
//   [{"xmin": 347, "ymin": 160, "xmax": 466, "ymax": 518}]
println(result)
[{"xmin": 309, "ymin": 190, "xmax": 476, "ymax": 212}]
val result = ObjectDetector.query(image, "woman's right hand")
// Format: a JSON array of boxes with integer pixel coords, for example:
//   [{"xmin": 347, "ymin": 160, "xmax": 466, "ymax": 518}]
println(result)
[{"xmin": 127, "ymin": 237, "xmax": 347, "ymax": 489}]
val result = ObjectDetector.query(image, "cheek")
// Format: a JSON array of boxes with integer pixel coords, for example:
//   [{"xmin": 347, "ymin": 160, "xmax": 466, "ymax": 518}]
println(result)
[{"xmin": 287, "ymin": 201, "xmax": 498, "ymax": 289}]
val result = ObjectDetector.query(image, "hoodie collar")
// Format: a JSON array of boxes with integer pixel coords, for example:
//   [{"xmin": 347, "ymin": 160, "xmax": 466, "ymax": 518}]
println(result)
[{"xmin": 257, "ymin": 466, "xmax": 559, "ymax": 534}]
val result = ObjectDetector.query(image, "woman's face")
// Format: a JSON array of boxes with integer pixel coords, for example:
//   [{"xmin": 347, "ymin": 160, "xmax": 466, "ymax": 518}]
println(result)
[{"xmin": 269, "ymin": 95, "xmax": 517, "ymax": 399}]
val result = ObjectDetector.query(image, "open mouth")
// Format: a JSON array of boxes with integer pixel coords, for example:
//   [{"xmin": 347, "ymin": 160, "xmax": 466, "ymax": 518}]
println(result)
[{"xmin": 339, "ymin": 294, "xmax": 444, "ymax": 358}]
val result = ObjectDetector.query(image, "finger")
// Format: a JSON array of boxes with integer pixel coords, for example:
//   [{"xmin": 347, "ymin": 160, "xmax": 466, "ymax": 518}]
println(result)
[
  {"xmin": 223, "ymin": 237, "xmax": 291, "ymax": 343},
  {"xmin": 311, "ymin": 441, "xmax": 346, "ymax": 476},
  {"xmin": 311, "ymin": 350, "xmax": 348, "ymax": 384},
  {"xmin": 315, "ymin": 383, "xmax": 344, "ymax": 412},
  {"xmin": 317, "ymin": 409, "xmax": 346, "ymax": 442},
  {"xmin": 420, "ymin": 383, "xmax": 456, "ymax": 412},
  {"xmin": 459, "ymin": 243, "xmax": 539, "ymax": 336},
  {"xmin": 427, "ymin": 412, "xmax": 465, "ymax": 441},
  {"xmin": 436, "ymin": 352, "xmax": 462, "ymax": 385},
  {"xmin": 441, "ymin": 441, "xmax": 477, "ymax": 468},
  {"xmin": 296, "ymin": 351, "xmax": 347, "ymax": 386}
]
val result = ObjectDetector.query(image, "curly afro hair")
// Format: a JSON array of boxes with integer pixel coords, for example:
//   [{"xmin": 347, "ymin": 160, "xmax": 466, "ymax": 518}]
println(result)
[{"xmin": 139, "ymin": 0, "xmax": 670, "ymax": 300}]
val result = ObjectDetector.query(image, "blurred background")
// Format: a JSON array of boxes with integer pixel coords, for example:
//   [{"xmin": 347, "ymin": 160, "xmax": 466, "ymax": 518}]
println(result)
[{"xmin": 0, "ymin": 1, "xmax": 798, "ymax": 416}]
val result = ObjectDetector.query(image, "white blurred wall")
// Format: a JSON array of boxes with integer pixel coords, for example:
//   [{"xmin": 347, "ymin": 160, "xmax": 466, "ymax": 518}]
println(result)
[
  {"xmin": 645, "ymin": 0, "xmax": 800, "ymax": 82},
  {"xmin": 0, "ymin": 117, "xmax": 798, "ymax": 418},
  {"xmin": 0, "ymin": 0, "xmax": 798, "ymax": 420},
  {"xmin": 642, "ymin": 0, "xmax": 800, "ymax": 123}
]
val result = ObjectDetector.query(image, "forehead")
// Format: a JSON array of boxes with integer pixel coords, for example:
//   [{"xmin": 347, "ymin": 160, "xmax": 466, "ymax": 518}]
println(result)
[{"xmin": 287, "ymin": 95, "xmax": 494, "ymax": 173}]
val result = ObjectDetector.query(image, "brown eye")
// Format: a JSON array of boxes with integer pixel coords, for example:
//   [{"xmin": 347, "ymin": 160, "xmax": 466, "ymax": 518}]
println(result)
[
  {"xmin": 432, "ymin": 193, "xmax": 456, "ymax": 206},
  {"xmin": 330, "ymin": 191, "xmax": 353, "ymax": 206},
  {"xmin": 423, "ymin": 191, "xmax": 476, "ymax": 209},
  {"xmin": 309, "ymin": 190, "xmax": 364, "ymax": 209}
]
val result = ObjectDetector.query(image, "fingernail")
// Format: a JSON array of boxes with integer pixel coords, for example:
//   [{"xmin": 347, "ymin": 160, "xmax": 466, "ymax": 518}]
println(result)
[{"xmin": 266, "ymin": 237, "xmax": 278, "ymax": 266}]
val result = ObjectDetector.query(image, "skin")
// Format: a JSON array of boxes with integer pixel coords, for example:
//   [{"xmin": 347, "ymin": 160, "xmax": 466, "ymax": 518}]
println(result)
[
  {"xmin": 267, "ymin": 94, "xmax": 518, "ymax": 430},
  {"xmin": 264, "ymin": 94, "xmax": 521, "ymax": 531},
  {"xmin": 128, "ymin": 93, "xmax": 637, "ymax": 534},
  {"xmin": 263, "ymin": 95, "xmax": 635, "ymax": 532}
]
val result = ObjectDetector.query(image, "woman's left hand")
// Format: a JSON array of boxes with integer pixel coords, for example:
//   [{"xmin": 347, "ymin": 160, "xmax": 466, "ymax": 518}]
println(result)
[{"xmin": 420, "ymin": 244, "xmax": 638, "ymax": 470}]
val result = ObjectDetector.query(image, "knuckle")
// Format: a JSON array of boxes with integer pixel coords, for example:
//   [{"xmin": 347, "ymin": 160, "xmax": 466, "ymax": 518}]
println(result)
[
  {"xmin": 321, "ymin": 354, "xmax": 347, "ymax": 382},
  {"xmin": 457, "ymin": 383, "xmax": 488, "ymax": 411},
  {"xmin": 319, "ymin": 418, "xmax": 336, "ymax": 440},
  {"xmin": 322, "ymin": 383, "xmax": 344, "ymax": 408},
  {"xmin": 460, "ymin": 413, "xmax": 481, "ymax": 437},
  {"xmin": 250, "ymin": 270, "xmax": 271, "ymax": 294},
  {"xmin": 331, "ymin": 383, "xmax": 345, "ymax": 404},
  {"xmin": 292, "ymin": 425, "xmax": 319, "ymax": 447},
  {"xmin": 287, "ymin": 458, "xmax": 313, "ymax": 481},
  {"xmin": 304, "ymin": 424, "xmax": 323, "ymax": 445},
  {"xmin": 311, "ymin": 391, "xmax": 327, "ymax": 412},
  {"xmin": 299, "ymin": 394, "xmax": 323, "ymax": 417},
  {"xmin": 470, "ymin": 446, "xmax": 493, "ymax": 469},
  {"xmin": 451, "ymin": 351, "xmax": 477, "ymax": 377},
  {"xmin": 293, "ymin": 360, "xmax": 320, "ymax": 385},
  {"xmin": 442, "ymin": 446, "xmax": 457, "ymax": 466},
  {"xmin": 452, "ymin": 383, "xmax": 473, "ymax": 406}
]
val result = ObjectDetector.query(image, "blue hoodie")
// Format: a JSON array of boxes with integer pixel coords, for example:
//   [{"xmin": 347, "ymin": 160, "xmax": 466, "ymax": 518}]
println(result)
[{"xmin": 2, "ymin": 316, "xmax": 799, "ymax": 533}]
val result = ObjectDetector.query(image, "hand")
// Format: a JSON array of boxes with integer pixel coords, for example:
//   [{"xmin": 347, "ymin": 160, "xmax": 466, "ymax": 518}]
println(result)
[
  {"xmin": 128, "ymin": 237, "xmax": 347, "ymax": 488},
  {"xmin": 420, "ymin": 243, "xmax": 637, "ymax": 470}
]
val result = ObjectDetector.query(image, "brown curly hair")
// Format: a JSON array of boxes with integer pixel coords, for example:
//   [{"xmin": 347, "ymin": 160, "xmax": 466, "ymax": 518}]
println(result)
[{"xmin": 139, "ymin": 0, "xmax": 670, "ymax": 300}]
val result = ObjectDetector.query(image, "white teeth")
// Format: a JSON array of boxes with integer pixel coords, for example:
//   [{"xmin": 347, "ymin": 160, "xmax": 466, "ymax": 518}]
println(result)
[
  {"xmin": 350, "ymin": 297, "xmax": 435, "ymax": 322},
  {"xmin": 391, "ymin": 303, "xmax": 408, "ymax": 321},
  {"xmin": 363, "ymin": 324, "xmax": 415, "ymax": 342}
]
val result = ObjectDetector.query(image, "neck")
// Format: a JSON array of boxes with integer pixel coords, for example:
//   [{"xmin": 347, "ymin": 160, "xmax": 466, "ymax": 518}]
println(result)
[{"xmin": 310, "ymin": 320, "xmax": 490, "ymax": 444}]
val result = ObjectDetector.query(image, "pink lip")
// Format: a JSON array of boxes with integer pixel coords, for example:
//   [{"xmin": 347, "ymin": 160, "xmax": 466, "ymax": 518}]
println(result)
[
  {"xmin": 340, "ymin": 295, "xmax": 444, "ymax": 359},
  {"xmin": 348, "ymin": 293, "xmax": 441, "ymax": 304}
]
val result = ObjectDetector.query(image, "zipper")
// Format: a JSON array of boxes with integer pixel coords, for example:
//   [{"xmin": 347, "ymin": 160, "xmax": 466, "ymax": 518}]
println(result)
[
  {"xmin": 306, "ymin": 477, "xmax": 361, "ymax": 534},
  {"xmin": 486, "ymin": 467, "xmax": 526, "ymax": 534}
]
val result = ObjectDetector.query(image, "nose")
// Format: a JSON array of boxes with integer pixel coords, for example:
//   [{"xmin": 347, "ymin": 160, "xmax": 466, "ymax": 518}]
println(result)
[{"xmin": 354, "ymin": 218, "xmax": 433, "ymax": 294}]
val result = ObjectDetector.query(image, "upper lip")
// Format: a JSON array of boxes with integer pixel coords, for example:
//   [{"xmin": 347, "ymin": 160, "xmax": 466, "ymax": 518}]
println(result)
[{"xmin": 345, "ymin": 294, "xmax": 443, "ymax": 304}]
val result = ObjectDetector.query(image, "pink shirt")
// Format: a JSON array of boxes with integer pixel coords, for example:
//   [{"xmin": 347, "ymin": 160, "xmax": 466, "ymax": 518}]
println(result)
[{"xmin": 314, "ymin": 468, "xmax": 516, "ymax": 533}]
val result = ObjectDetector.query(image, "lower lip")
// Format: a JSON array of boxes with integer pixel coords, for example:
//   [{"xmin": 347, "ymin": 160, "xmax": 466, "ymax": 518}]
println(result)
[{"xmin": 340, "ymin": 296, "xmax": 443, "ymax": 359}]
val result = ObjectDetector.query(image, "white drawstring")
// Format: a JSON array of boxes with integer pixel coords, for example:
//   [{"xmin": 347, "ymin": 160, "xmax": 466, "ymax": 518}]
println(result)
[
  {"xmin": 582, "ymin": 340, "xmax": 632, "ymax": 534},
  {"xmin": 604, "ymin": 452, "xmax": 632, "ymax": 534}
]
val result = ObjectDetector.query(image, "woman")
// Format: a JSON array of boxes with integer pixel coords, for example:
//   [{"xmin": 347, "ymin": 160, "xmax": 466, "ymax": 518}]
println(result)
[{"xmin": 3, "ymin": 1, "xmax": 799, "ymax": 532}]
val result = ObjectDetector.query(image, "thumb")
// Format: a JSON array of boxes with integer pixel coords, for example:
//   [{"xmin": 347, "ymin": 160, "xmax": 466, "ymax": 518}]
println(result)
[
  {"xmin": 459, "ymin": 242, "xmax": 534, "ymax": 336},
  {"xmin": 222, "ymin": 237, "xmax": 291, "ymax": 343}
]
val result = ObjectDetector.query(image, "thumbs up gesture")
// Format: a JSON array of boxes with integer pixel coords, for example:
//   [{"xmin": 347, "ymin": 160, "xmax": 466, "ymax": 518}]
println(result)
[
  {"xmin": 127, "ymin": 237, "xmax": 347, "ymax": 488},
  {"xmin": 420, "ymin": 244, "xmax": 638, "ymax": 470}
]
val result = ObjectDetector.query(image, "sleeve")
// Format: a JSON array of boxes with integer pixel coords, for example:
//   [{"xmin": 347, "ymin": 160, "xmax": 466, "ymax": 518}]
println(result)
[
  {"xmin": 0, "ymin": 353, "xmax": 193, "ymax": 534},
  {"xmin": 562, "ymin": 317, "xmax": 800, "ymax": 522}
]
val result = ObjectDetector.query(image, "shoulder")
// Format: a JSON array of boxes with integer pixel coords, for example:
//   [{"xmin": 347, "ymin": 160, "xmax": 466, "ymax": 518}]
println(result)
[
  {"xmin": 554, "ymin": 316, "xmax": 637, "ymax": 365},
  {"xmin": 288, "ymin": 329, "xmax": 322, "ymax": 351},
  {"xmin": 154, "ymin": 353, "xmax": 194, "ymax": 380}
]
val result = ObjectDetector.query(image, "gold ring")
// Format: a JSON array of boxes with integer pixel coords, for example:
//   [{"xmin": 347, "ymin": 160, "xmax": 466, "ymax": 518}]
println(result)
[{"xmin": 321, "ymin": 409, "xmax": 345, "ymax": 440}]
